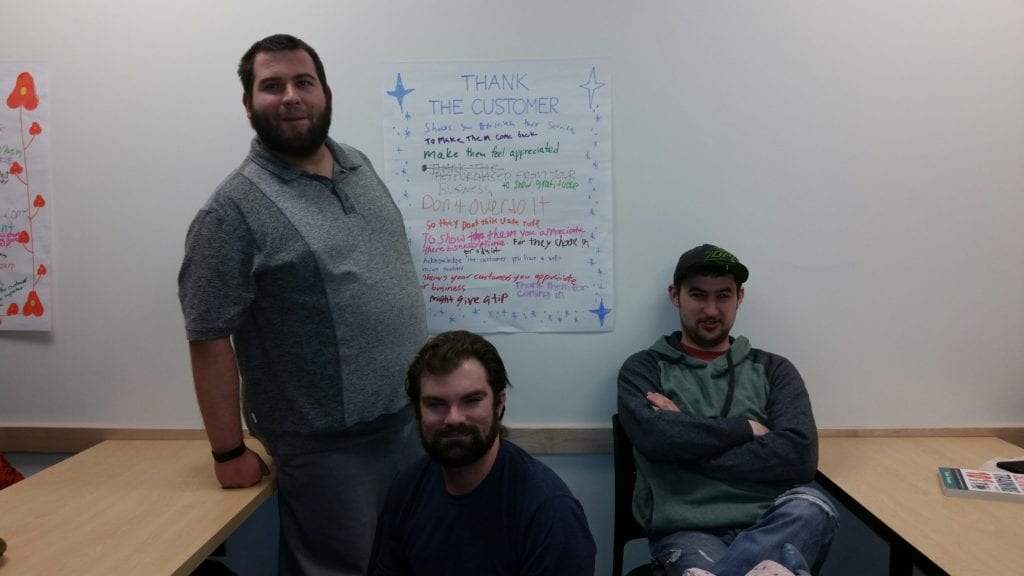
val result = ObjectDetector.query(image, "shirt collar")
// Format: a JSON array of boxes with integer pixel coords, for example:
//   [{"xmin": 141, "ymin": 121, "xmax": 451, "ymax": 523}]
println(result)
[{"xmin": 247, "ymin": 137, "xmax": 362, "ymax": 181}]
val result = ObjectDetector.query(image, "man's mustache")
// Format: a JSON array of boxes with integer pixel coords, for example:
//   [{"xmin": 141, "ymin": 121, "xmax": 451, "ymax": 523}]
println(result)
[{"xmin": 439, "ymin": 424, "xmax": 476, "ymax": 438}]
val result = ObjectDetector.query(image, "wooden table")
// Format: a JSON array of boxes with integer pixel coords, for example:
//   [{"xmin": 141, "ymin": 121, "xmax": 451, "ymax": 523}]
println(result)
[
  {"xmin": 817, "ymin": 436, "xmax": 1023, "ymax": 576},
  {"xmin": 0, "ymin": 440, "xmax": 274, "ymax": 575}
]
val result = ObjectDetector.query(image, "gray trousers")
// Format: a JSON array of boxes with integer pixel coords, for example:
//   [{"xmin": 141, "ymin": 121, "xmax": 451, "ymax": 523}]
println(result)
[{"xmin": 274, "ymin": 415, "xmax": 422, "ymax": 576}]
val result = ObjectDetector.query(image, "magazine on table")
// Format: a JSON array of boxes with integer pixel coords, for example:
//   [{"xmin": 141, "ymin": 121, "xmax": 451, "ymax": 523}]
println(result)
[{"xmin": 938, "ymin": 466, "xmax": 1024, "ymax": 503}]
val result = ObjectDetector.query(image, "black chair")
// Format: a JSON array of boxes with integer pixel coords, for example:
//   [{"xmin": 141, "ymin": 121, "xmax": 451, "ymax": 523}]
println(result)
[{"xmin": 612, "ymin": 414, "xmax": 653, "ymax": 576}]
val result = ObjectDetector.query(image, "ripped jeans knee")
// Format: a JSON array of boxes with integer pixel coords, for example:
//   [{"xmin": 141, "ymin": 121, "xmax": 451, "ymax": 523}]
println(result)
[{"xmin": 649, "ymin": 529, "xmax": 730, "ymax": 576}]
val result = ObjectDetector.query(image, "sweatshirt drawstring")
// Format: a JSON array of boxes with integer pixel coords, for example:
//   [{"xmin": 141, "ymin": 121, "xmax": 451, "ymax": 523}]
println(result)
[{"xmin": 719, "ymin": 350, "xmax": 736, "ymax": 418}]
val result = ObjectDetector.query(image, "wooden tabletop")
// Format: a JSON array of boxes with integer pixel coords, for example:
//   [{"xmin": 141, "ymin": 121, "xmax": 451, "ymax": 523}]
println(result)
[
  {"xmin": 818, "ymin": 436, "xmax": 1023, "ymax": 576},
  {"xmin": 0, "ymin": 440, "xmax": 274, "ymax": 575}
]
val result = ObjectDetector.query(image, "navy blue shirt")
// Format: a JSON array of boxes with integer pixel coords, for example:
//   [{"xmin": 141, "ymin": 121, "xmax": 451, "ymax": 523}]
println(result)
[{"xmin": 370, "ymin": 439, "xmax": 596, "ymax": 575}]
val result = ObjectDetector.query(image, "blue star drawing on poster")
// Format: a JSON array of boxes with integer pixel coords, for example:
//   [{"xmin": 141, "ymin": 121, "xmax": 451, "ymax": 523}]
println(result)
[
  {"xmin": 589, "ymin": 298, "xmax": 612, "ymax": 326},
  {"xmin": 579, "ymin": 66, "xmax": 605, "ymax": 110},
  {"xmin": 387, "ymin": 73, "xmax": 414, "ymax": 114}
]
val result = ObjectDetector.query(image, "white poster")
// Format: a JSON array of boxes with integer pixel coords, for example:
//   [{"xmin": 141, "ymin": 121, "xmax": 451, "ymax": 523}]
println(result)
[
  {"xmin": 383, "ymin": 59, "xmax": 612, "ymax": 333},
  {"xmin": 1, "ymin": 63, "xmax": 51, "ymax": 331}
]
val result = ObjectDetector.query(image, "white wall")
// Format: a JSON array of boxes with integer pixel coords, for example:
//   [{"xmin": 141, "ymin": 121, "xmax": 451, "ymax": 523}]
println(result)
[{"xmin": 2, "ymin": 0, "xmax": 1023, "ymax": 430}]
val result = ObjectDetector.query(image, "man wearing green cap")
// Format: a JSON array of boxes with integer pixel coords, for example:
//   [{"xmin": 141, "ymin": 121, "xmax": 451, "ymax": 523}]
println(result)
[{"xmin": 617, "ymin": 244, "xmax": 837, "ymax": 576}]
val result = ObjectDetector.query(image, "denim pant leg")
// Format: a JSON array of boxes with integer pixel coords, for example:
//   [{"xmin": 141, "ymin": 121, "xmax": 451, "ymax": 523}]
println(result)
[
  {"xmin": 649, "ymin": 529, "xmax": 731, "ymax": 576},
  {"xmin": 710, "ymin": 486, "xmax": 839, "ymax": 576}
]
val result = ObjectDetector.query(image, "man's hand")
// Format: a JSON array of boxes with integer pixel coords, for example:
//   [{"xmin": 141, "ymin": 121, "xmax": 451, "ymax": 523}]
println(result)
[
  {"xmin": 749, "ymin": 420, "xmax": 771, "ymax": 438},
  {"xmin": 214, "ymin": 449, "xmax": 270, "ymax": 488},
  {"xmin": 646, "ymin": 391, "xmax": 680, "ymax": 412}
]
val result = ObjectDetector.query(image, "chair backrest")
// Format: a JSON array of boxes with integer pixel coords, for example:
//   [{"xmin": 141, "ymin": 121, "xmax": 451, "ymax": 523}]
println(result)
[{"xmin": 612, "ymin": 413, "xmax": 649, "ymax": 576}]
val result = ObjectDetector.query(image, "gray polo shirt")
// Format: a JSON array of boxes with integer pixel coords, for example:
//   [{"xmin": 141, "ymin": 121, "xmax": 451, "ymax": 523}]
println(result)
[{"xmin": 179, "ymin": 138, "xmax": 426, "ymax": 456}]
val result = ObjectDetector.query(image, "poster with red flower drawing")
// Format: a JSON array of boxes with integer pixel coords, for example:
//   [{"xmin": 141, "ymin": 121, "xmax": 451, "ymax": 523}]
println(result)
[{"xmin": 1, "ymin": 63, "xmax": 51, "ymax": 331}]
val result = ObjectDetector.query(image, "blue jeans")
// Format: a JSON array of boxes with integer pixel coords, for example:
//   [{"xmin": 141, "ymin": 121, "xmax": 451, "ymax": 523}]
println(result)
[{"xmin": 649, "ymin": 486, "xmax": 839, "ymax": 576}]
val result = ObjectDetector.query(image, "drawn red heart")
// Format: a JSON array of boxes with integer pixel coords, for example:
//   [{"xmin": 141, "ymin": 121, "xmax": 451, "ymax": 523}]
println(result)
[
  {"xmin": 9, "ymin": 162, "xmax": 22, "ymax": 176},
  {"xmin": 22, "ymin": 290, "xmax": 43, "ymax": 317},
  {"xmin": 17, "ymin": 231, "xmax": 29, "ymax": 244},
  {"xmin": 6, "ymin": 303, "xmax": 18, "ymax": 315},
  {"xmin": 29, "ymin": 122, "xmax": 42, "ymax": 135},
  {"xmin": 7, "ymin": 72, "xmax": 39, "ymax": 111},
  {"xmin": 33, "ymin": 195, "xmax": 45, "ymax": 208},
  {"xmin": 38, "ymin": 264, "xmax": 47, "ymax": 276}
]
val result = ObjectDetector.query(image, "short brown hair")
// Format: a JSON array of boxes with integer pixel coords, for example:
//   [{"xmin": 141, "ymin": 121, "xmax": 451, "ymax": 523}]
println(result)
[
  {"xmin": 237, "ymin": 34, "xmax": 328, "ymax": 99},
  {"xmin": 405, "ymin": 331, "xmax": 511, "ymax": 418}
]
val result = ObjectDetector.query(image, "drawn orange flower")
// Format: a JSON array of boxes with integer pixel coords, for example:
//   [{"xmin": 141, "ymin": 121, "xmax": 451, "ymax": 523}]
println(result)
[
  {"xmin": 22, "ymin": 290, "xmax": 44, "ymax": 317},
  {"xmin": 38, "ymin": 264, "xmax": 47, "ymax": 276},
  {"xmin": 17, "ymin": 230, "xmax": 29, "ymax": 244},
  {"xmin": 29, "ymin": 122, "xmax": 42, "ymax": 135},
  {"xmin": 7, "ymin": 72, "xmax": 39, "ymax": 111},
  {"xmin": 9, "ymin": 162, "xmax": 22, "ymax": 175},
  {"xmin": 33, "ymin": 195, "xmax": 45, "ymax": 208}
]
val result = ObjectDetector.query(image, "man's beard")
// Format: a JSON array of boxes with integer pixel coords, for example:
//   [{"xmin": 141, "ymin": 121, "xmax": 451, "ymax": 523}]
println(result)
[
  {"xmin": 684, "ymin": 326, "xmax": 729, "ymax": 349},
  {"xmin": 684, "ymin": 316, "xmax": 731, "ymax": 349},
  {"xmin": 422, "ymin": 413, "xmax": 500, "ymax": 469},
  {"xmin": 249, "ymin": 101, "xmax": 332, "ymax": 158}
]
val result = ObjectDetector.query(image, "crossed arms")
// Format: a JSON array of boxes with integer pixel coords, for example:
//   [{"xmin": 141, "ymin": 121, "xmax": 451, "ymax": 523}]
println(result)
[{"xmin": 617, "ymin": 349, "xmax": 818, "ymax": 484}]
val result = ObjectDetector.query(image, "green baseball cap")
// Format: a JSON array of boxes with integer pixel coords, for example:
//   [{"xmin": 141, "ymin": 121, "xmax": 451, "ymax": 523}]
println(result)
[{"xmin": 673, "ymin": 244, "xmax": 749, "ymax": 286}]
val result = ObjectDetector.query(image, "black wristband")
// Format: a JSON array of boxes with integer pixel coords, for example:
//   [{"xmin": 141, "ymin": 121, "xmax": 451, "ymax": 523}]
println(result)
[{"xmin": 212, "ymin": 442, "xmax": 247, "ymax": 463}]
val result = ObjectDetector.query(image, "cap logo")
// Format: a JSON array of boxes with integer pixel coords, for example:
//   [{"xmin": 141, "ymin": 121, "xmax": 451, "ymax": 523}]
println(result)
[{"xmin": 704, "ymin": 247, "xmax": 738, "ymax": 264}]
